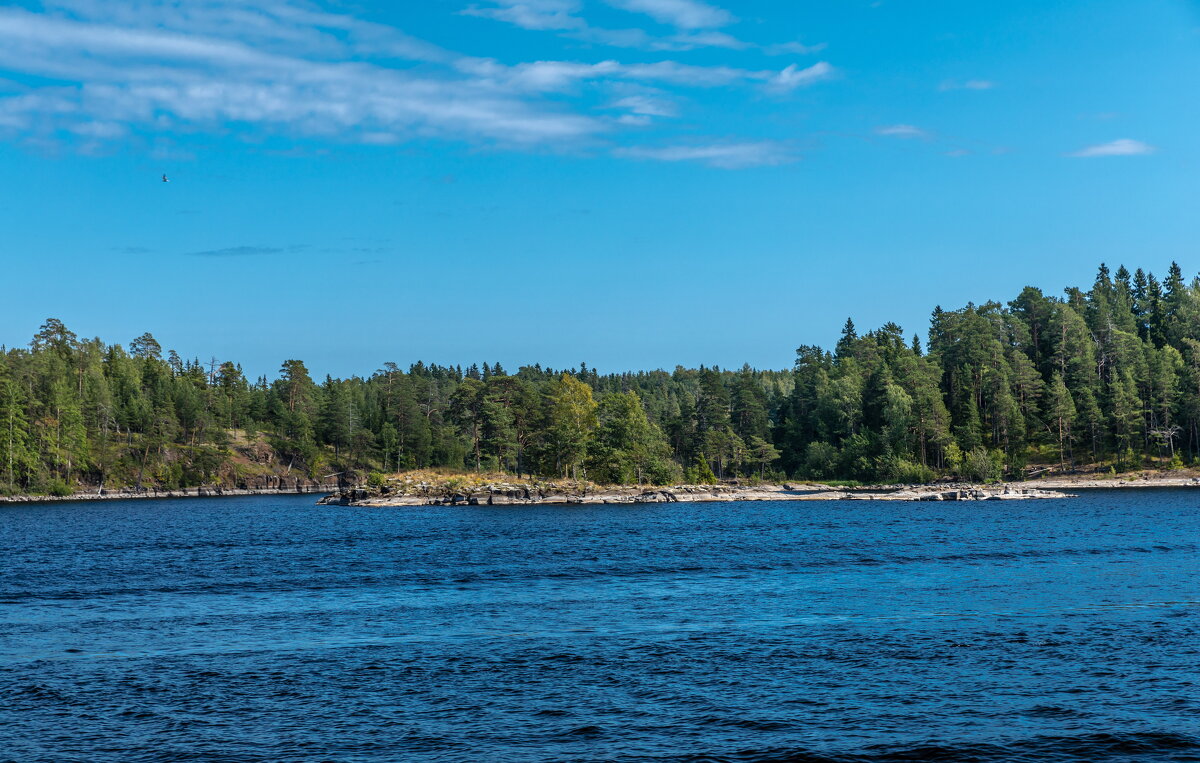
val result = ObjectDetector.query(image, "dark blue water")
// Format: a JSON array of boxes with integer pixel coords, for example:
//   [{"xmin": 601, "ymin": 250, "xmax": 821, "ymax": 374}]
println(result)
[{"xmin": 3, "ymin": 491, "xmax": 1200, "ymax": 762}]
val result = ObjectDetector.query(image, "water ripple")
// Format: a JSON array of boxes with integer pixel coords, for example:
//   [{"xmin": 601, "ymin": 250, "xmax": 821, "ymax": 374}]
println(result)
[{"xmin": 2, "ymin": 492, "xmax": 1199, "ymax": 761}]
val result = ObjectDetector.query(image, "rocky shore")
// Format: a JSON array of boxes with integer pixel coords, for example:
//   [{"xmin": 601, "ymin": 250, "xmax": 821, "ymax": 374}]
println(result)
[
  {"xmin": 1011, "ymin": 475, "xmax": 1200, "ymax": 490},
  {"xmin": 318, "ymin": 480, "xmax": 1075, "ymax": 507},
  {"xmin": 0, "ymin": 478, "xmax": 341, "ymax": 504},
  {"xmin": 14, "ymin": 471, "xmax": 1195, "ymax": 508}
]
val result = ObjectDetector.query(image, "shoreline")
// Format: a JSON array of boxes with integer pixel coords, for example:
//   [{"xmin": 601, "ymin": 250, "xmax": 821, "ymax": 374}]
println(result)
[
  {"xmin": 5, "ymin": 473, "xmax": 1197, "ymax": 507},
  {"xmin": 320, "ymin": 471, "xmax": 1200, "ymax": 507},
  {"xmin": 320, "ymin": 482, "xmax": 1078, "ymax": 507},
  {"xmin": 1007, "ymin": 476, "xmax": 1200, "ymax": 490},
  {"xmin": 0, "ymin": 482, "xmax": 341, "ymax": 505}
]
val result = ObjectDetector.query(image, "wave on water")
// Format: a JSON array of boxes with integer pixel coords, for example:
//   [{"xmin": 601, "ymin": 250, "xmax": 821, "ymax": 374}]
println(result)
[
  {"xmin": 6, "ymin": 493, "xmax": 1200, "ymax": 761},
  {"xmin": 8, "ymin": 540, "xmax": 1198, "ymax": 603},
  {"xmin": 671, "ymin": 732, "xmax": 1200, "ymax": 762}
]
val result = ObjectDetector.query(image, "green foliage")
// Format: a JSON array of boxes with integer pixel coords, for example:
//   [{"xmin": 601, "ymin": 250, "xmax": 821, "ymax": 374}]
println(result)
[
  {"xmin": 367, "ymin": 471, "xmax": 388, "ymax": 489},
  {"xmin": 877, "ymin": 455, "xmax": 936, "ymax": 485},
  {"xmin": 588, "ymin": 391, "xmax": 677, "ymax": 485},
  {"xmin": 802, "ymin": 441, "xmax": 840, "ymax": 479},
  {"xmin": 693, "ymin": 454, "xmax": 718, "ymax": 485},
  {"xmin": 783, "ymin": 262, "xmax": 1200, "ymax": 482},
  {"xmin": 544, "ymin": 374, "xmax": 598, "ymax": 479},
  {"xmin": 960, "ymin": 447, "xmax": 1004, "ymax": 483},
  {"xmin": 42, "ymin": 477, "xmax": 73, "ymax": 497},
  {"xmin": 3, "ymin": 261, "xmax": 1200, "ymax": 494}
]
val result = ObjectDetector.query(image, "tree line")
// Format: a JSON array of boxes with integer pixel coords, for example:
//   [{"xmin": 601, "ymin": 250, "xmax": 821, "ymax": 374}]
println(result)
[{"xmin": 2, "ymin": 262, "xmax": 1199, "ymax": 494}]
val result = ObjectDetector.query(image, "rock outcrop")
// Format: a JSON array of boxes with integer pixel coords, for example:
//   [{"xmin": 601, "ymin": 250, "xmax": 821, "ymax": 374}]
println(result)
[{"xmin": 317, "ymin": 479, "xmax": 1073, "ymax": 507}]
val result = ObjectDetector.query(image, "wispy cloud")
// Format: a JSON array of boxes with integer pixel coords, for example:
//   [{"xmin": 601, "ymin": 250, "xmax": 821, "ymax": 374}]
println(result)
[
  {"xmin": 0, "ymin": 0, "xmax": 840, "ymax": 169},
  {"xmin": 939, "ymin": 79, "xmax": 995, "ymax": 91},
  {"xmin": 0, "ymin": 4, "xmax": 604, "ymax": 147},
  {"xmin": 1068, "ymin": 139, "xmax": 1155, "ymax": 157},
  {"xmin": 461, "ymin": 0, "xmax": 584, "ymax": 31},
  {"xmin": 664, "ymin": 29, "xmax": 745, "ymax": 49},
  {"xmin": 615, "ymin": 140, "xmax": 794, "ymax": 168},
  {"xmin": 612, "ymin": 92, "xmax": 676, "ymax": 125},
  {"xmin": 603, "ymin": 0, "xmax": 734, "ymax": 29},
  {"xmin": 186, "ymin": 245, "xmax": 286, "ymax": 258},
  {"xmin": 465, "ymin": 0, "xmax": 819, "ymax": 54},
  {"xmin": 876, "ymin": 124, "xmax": 928, "ymax": 139},
  {"xmin": 0, "ymin": 1, "xmax": 837, "ymax": 157},
  {"xmin": 765, "ymin": 41, "xmax": 827, "ymax": 55},
  {"xmin": 612, "ymin": 94, "xmax": 678, "ymax": 117},
  {"xmin": 458, "ymin": 57, "xmax": 832, "ymax": 93},
  {"xmin": 769, "ymin": 62, "xmax": 835, "ymax": 91}
]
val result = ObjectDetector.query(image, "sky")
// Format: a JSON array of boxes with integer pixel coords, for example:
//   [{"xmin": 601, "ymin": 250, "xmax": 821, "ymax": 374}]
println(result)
[{"xmin": 1, "ymin": 0, "xmax": 1198, "ymax": 379}]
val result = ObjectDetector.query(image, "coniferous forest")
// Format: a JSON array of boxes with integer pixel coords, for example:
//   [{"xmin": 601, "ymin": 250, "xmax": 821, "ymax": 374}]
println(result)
[{"xmin": 3, "ymin": 262, "xmax": 1200, "ymax": 495}]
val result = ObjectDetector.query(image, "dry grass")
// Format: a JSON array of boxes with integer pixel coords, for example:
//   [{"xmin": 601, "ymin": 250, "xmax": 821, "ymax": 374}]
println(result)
[{"xmin": 376, "ymin": 469, "xmax": 601, "ymax": 497}]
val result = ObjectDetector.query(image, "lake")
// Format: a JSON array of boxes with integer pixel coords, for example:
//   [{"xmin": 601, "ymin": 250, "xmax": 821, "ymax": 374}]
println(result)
[{"xmin": 3, "ymin": 491, "xmax": 1199, "ymax": 761}]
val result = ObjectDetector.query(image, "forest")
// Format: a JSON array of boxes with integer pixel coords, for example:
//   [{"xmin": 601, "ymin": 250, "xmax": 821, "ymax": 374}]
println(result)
[{"xmin": 2, "ymin": 262, "xmax": 1199, "ymax": 495}]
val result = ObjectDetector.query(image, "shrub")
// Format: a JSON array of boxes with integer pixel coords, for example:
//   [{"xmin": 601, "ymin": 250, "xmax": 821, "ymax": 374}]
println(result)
[
  {"xmin": 879, "ymin": 456, "xmax": 935, "ymax": 484},
  {"xmin": 839, "ymin": 434, "xmax": 876, "ymax": 481},
  {"xmin": 820, "ymin": 479, "xmax": 863, "ymax": 488},
  {"xmin": 443, "ymin": 475, "xmax": 470, "ymax": 497},
  {"xmin": 367, "ymin": 471, "xmax": 389, "ymax": 489},
  {"xmin": 694, "ymin": 455, "xmax": 718, "ymax": 485},
  {"xmin": 43, "ymin": 478, "xmax": 73, "ymax": 497},
  {"xmin": 961, "ymin": 447, "xmax": 1003, "ymax": 483},
  {"xmin": 803, "ymin": 442, "xmax": 839, "ymax": 480},
  {"xmin": 944, "ymin": 442, "xmax": 964, "ymax": 473}
]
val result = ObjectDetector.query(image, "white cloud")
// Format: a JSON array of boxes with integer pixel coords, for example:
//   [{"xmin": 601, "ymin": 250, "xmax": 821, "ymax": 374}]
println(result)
[
  {"xmin": 44, "ymin": 0, "xmax": 452, "ymax": 62},
  {"xmin": 1069, "ymin": 139, "xmax": 1155, "ymax": 157},
  {"xmin": 467, "ymin": 1, "xmax": 743, "ymax": 51},
  {"xmin": 70, "ymin": 121, "xmax": 128, "ymax": 139},
  {"xmin": 615, "ymin": 141, "xmax": 794, "ymax": 168},
  {"xmin": 875, "ymin": 124, "xmax": 928, "ymax": 139},
  {"xmin": 764, "ymin": 41, "xmax": 827, "ymax": 55},
  {"xmin": 620, "ymin": 61, "xmax": 775, "ymax": 86},
  {"xmin": 769, "ymin": 62, "xmax": 835, "ymax": 91},
  {"xmin": 603, "ymin": 0, "xmax": 733, "ymax": 29},
  {"xmin": 939, "ymin": 79, "xmax": 995, "ymax": 91},
  {"xmin": 465, "ymin": 0, "xmax": 820, "ymax": 55},
  {"xmin": 664, "ymin": 30, "xmax": 746, "ymax": 49},
  {"xmin": 612, "ymin": 95, "xmax": 678, "ymax": 117},
  {"xmin": 0, "ymin": 1, "xmax": 789, "ymax": 150},
  {"xmin": 0, "ymin": 5, "xmax": 607, "ymax": 146},
  {"xmin": 458, "ymin": 59, "xmax": 622, "ymax": 92},
  {"xmin": 0, "ymin": 0, "xmax": 837, "ymax": 164},
  {"xmin": 462, "ymin": 0, "xmax": 750, "ymax": 53},
  {"xmin": 459, "ymin": 57, "xmax": 829, "ymax": 93},
  {"xmin": 461, "ymin": 0, "xmax": 584, "ymax": 31}
]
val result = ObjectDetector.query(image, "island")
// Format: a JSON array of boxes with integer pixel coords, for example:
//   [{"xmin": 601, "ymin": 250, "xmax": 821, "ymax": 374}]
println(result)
[{"xmin": 3, "ymin": 263, "xmax": 1199, "ymax": 502}]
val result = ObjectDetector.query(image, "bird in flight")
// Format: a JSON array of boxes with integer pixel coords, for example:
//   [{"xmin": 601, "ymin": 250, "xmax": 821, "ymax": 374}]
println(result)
[{"xmin": 162, "ymin": 174, "xmax": 169, "ymax": 183}]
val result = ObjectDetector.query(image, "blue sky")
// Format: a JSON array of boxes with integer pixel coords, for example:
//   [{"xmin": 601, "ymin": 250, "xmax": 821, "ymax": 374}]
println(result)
[{"xmin": 1, "ymin": 0, "xmax": 1198, "ymax": 378}]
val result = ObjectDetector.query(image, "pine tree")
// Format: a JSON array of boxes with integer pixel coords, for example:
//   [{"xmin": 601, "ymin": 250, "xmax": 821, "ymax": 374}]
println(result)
[{"xmin": 1046, "ymin": 373, "xmax": 1076, "ymax": 469}]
